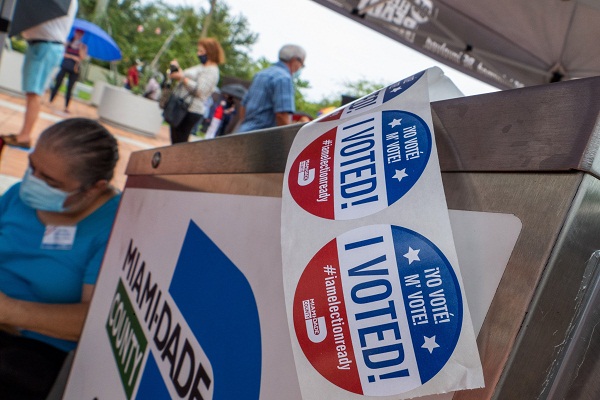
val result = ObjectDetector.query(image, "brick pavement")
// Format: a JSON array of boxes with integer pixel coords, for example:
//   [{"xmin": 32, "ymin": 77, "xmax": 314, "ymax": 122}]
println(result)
[{"xmin": 0, "ymin": 90, "xmax": 173, "ymax": 192}]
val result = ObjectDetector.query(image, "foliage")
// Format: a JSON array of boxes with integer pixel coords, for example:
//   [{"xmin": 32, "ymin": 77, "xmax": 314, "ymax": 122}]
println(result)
[
  {"xmin": 10, "ymin": 37, "xmax": 27, "ymax": 53},
  {"xmin": 77, "ymin": 0, "xmax": 258, "ymax": 82},
  {"xmin": 103, "ymin": 69, "xmax": 121, "ymax": 86},
  {"xmin": 197, "ymin": 2, "xmax": 258, "ymax": 80},
  {"xmin": 340, "ymin": 78, "xmax": 386, "ymax": 98},
  {"xmin": 76, "ymin": 0, "xmax": 382, "ymax": 114},
  {"xmin": 294, "ymin": 78, "xmax": 340, "ymax": 119}
]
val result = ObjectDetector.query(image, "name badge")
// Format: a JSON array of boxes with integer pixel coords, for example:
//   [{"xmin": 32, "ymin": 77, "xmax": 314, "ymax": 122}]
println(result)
[{"xmin": 41, "ymin": 225, "xmax": 77, "ymax": 250}]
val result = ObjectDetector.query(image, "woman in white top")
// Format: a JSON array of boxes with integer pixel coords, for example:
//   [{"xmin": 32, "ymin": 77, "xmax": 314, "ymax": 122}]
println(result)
[{"xmin": 167, "ymin": 37, "xmax": 225, "ymax": 144}]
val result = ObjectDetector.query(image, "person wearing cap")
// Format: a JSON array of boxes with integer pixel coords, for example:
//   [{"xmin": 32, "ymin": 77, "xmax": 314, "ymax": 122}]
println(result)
[{"xmin": 237, "ymin": 44, "xmax": 306, "ymax": 133}]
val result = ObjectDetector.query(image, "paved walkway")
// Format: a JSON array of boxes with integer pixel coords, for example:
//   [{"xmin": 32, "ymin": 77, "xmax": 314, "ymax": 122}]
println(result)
[{"xmin": 0, "ymin": 89, "xmax": 173, "ymax": 192}]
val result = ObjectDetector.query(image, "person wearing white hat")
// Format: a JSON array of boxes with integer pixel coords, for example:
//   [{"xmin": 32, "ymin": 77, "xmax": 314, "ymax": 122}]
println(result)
[{"xmin": 237, "ymin": 44, "xmax": 306, "ymax": 133}]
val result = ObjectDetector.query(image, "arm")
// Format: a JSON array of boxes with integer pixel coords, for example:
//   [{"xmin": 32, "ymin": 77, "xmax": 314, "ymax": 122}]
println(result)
[
  {"xmin": 79, "ymin": 43, "xmax": 88, "ymax": 60},
  {"xmin": 76, "ymin": 43, "xmax": 88, "ymax": 72},
  {"xmin": 176, "ymin": 65, "xmax": 218, "ymax": 99},
  {"xmin": 0, "ymin": 284, "xmax": 94, "ymax": 342},
  {"xmin": 275, "ymin": 112, "xmax": 292, "ymax": 126},
  {"xmin": 273, "ymin": 76, "xmax": 295, "ymax": 126}
]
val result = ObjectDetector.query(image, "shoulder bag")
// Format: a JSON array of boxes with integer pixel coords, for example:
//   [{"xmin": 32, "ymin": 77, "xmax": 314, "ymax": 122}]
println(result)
[{"xmin": 162, "ymin": 86, "xmax": 193, "ymax": 128}]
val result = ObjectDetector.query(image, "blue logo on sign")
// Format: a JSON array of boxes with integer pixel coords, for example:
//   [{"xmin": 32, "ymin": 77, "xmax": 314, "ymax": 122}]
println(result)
[
  {"xmin": 392, "ymin": 226, "xmax": 462, "ymax": 384},
  {"xmin": 136, "ymin": 355, "xmax": 171, "ymax": 399},
  {"xmin": 381, "ymin": 110, "xmax": 432, "ymax": 207},
  {"xmin": 169, "ymin": 221, "xmax": 262, "ymax": 399}
]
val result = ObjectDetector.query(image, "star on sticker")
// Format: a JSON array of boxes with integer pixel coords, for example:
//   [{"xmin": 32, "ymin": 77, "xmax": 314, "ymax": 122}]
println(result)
[
  {"xmin": 404, "ymin": 247, "xmax": 420, "ymax": 265},
  {"xmin": 388, "ymin": 118, "xmax": 402, "ymax": 128},
  {"xmin": 393, "ymin": 169, "xmax": 408, "ymax": 182},
  {"xmin": 422, "ymin": 336, "xmax": 440, "ymax": 354}
]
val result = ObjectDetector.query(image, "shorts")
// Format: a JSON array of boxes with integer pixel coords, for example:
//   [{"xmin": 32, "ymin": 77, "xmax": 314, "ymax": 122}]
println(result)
[{"xmin": 22, "ymin": 42, "xmax": 64, "ymax": 95}]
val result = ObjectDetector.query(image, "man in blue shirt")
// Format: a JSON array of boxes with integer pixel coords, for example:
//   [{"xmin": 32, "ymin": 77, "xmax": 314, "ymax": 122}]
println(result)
[{"xmin": 237, "ymin": 44, "xmax": 306, "ymax": 132}]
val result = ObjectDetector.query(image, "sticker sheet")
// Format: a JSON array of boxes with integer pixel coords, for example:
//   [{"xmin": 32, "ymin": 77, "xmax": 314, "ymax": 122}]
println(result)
[{"xmin": 281, "ymin": 67, "xmax": 484, "ymax": 399}]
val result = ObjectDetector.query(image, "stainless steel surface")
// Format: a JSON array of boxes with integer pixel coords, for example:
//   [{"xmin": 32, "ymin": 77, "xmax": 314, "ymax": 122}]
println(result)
[
  {"xmin": 543, "ymin": 251, "xmax": 600, "ymax": 400},
  {"xmin": 494, "ymin": 173, "xmax": 600, "ymax": 400},
  {"xmin": 127, "ymin": 77, "xmax": 600, "ymax": 177},
  {"xmin": 123, "ymin": 78, "xmax": 600, "ymax": 399},
  {"xmin": 125, "ymin": 124, "xmax": 300, "ymax": 176},
  {"xmin": 125, "ymin": 173, "xmax": 284, "ymax": 197},
  {"xmin": 432, "ymin": 77, "xmax": 600, "ymax": 176},
  {"xmin": 441, "ymin": 172, "xmax": 582, "ymax": 400}
]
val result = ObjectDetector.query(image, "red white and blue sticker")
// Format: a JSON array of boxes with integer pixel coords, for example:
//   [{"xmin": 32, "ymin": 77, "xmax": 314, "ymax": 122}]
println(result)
[
  {"xmin": 288, "ymin": 110, "xmax": 432, "ymax": 220},
  {"xmin": 293, "ymin": 224, "xmax": 462, "ymax": 396},
  {"xmin": 317, "ymin": 70, "xmax": 426, "ymax": 123}
]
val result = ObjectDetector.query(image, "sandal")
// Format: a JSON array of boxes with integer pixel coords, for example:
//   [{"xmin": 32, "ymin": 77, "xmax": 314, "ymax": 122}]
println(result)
[{"xmin": 1, "ymin": 134, "xmax": 31, "ymax": 150}]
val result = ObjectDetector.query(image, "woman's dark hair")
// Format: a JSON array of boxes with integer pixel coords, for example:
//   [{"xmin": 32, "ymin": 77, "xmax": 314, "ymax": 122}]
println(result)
[{"xmin": 37, "ymin": 118, "xmax": 119, "ymax": 188}]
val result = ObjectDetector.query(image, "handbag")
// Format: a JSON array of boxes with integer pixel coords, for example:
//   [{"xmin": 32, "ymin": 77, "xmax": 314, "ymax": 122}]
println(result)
[
  {"xmin": 158, "ymin": 81, "xmax": 173, "ymax": 109},
  {"xmin": 162, "ymin": 89, "xmax": 193, "ymax": 128}
]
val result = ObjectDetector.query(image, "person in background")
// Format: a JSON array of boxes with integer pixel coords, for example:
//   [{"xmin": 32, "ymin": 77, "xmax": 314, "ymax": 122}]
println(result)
[
  {"xmin": 143, "ymin": 72, "xmax": 162, "ymax": 101},
  {"xmin": 49, "ymin": 28, "xmax": 88, "ymax": 113},
  {"xmin": 217, "ymin": 94, "xmax": 238, "ymax": 136},
  {"xmin": 124, "ymin": 60, "xmax": 142, "ymax": 90},
  {"xmin": 0, "ymin": 118, "xmax": 120, "ymax": 399},
  {"xmin": 237, "ymin": 44, "xmax": 306, "ymax": 133},
  {"xmin": 167, "ymin": 37, "xmax": 225, "ymax": 144},
  {"xmin": 0, "ymin": 0, "xmax": 77, "ymax": 150}
]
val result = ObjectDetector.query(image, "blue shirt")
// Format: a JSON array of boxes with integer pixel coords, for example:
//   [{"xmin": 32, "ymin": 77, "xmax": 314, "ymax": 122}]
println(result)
[
  {"xmin": 0, "ymin": 183, "xmax": 120, "ymax": 351},
  {"xmin": 239, "ymin": 61, "xmax": 295, "ymax": 132}
]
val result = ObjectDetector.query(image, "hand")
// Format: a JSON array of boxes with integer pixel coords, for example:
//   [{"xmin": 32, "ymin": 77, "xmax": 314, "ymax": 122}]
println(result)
[{"xmin": 170, "ymin": 70, "xmax": 184, "ymax": 82}]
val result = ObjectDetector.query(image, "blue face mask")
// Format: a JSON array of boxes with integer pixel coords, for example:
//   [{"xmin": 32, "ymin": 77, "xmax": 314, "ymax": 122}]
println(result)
[
  {"xmin": 293, "ymin": 68, "xmax": 303, "ymax": 79},
  {"xmin": 198, "ymin": 54, "xmax": 208, "ymax": 64},
  {"xmin": 19, "ymin": 168, "xmax": 77, "ymax": 212}
]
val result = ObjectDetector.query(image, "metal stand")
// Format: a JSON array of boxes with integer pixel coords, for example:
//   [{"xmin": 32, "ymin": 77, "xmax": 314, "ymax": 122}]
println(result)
[{"xmin": 124, "ymin": 76, "xmax": 600, "ymax": 399}]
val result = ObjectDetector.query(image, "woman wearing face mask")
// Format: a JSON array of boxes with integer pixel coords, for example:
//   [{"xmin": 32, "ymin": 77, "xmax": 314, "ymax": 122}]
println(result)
[
  {"xmin": 167, "ymin": 37, "xmax": 225, "ymax": 144},
  {"xmin": 0, "ymin": 118, "xmax": 120, "ymax": 399}
]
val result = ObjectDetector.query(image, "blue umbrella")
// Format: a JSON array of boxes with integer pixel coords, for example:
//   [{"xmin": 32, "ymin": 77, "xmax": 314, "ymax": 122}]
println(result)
[{"xmin": 69, "ymin": 19, "xmax": 122, "ymax": 62}]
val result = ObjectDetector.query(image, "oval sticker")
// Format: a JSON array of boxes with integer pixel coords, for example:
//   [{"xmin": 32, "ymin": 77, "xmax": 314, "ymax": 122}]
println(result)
[
  {"xmin": 288, "ymin": 110, "xmax": 432, "ymax": 220},
  {"xmin": 293, "ymin": 224, "xmax": 463, "ymax": 396}
]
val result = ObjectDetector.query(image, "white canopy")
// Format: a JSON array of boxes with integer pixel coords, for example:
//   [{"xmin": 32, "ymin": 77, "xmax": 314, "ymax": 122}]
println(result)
[{"xmin": 312, "ymin": 0, "xmax": 600, "ymax": 89}]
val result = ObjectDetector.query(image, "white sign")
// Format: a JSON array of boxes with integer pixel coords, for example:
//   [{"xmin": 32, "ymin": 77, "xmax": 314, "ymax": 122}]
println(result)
[{"xmin": 63, "ymin": 189, "xmax": 302, "ymax": 400}]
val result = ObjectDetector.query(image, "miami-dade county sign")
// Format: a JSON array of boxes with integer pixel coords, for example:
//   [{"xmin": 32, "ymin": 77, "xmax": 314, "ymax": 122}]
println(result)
[
  {"xmin": 63, "ymin": 189, "xmax": 302, "ymax": 400},
  {"xmin": 281, "ymin": 68, "xmax": 484, "ymax": 399}
]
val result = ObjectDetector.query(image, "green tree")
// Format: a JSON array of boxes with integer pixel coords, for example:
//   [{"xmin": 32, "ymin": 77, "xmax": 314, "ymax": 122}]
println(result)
[
  {"xmin": 341, "ymin": 78, "xmax": 386, "ymax": 98},
  {"xmin": 76, "ymin": 0, "xmax": 384, "ymax": 117},
  {"xmin": 77, "ymin": 0, "xmax": 260, "ymax": 83},
  {"xmin": 293, "ymin": 78, "xmax": 339, "ymax": 119}
]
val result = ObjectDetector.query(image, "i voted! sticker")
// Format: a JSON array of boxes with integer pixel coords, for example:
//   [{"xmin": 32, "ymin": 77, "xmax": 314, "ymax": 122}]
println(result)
[
  {"xmin": 289, "ymin": 110, "xmax": 432, "ymax": 220},
  {"xmin": 293, "ymin": 224, "xmax": 462, "ymax": 396}
]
